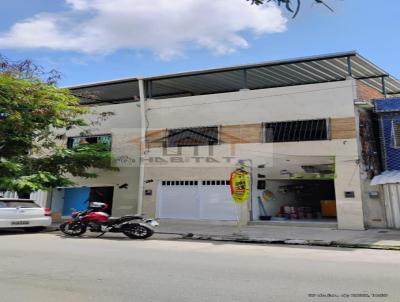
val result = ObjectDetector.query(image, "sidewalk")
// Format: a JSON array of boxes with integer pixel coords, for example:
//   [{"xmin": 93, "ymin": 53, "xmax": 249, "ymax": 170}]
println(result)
[{"xmin": 156, "ymin": 220, "xmax": 400, "ymax": 250}]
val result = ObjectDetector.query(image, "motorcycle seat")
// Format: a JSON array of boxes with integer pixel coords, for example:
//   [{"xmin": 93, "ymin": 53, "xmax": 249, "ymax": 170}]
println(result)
[{"xmin": 107, "ymin": 215, "xmax": 142, "ymax": 223}]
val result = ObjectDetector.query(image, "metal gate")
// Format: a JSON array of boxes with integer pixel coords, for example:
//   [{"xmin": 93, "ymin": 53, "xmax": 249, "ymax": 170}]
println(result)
[
  {"xmin": 157, "ymin": 180, "xmax": 237, "ymax": 220},
  {"xmin": 383, "ymin": 184, "xmax": 400, "ymax": 229}
]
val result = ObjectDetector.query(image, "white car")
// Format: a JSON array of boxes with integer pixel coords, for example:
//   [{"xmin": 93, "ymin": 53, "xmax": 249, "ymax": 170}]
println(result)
[{"xmin": 0, "ymin": 198, "xmax": 52, "ymax": 231}]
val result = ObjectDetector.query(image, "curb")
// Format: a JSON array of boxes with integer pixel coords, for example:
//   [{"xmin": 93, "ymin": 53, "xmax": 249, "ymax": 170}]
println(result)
[
  {"xmin": 44, "ymin": 226, "xmax": 60, "ymax": 232},
  {"xmin": 174, "ymin": 233, "xmax": 400, "ymax": 251}
]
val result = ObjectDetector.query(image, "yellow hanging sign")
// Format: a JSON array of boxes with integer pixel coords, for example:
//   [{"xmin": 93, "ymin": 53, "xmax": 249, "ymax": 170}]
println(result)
[{"xmin": 230, "ymin": 169, "xmax": 251, "ymax": 204}]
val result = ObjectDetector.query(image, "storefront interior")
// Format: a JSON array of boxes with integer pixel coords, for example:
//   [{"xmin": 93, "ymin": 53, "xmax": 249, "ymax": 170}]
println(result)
[{"xmin": 253, "ymin": 156, "xmax": 337, "ymax": 226}]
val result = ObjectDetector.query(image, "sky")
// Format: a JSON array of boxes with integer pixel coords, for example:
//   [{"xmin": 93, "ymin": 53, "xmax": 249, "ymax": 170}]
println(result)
[{"xmin": 0, "ymin": 0, "xmax": 399, "ymax": 86}]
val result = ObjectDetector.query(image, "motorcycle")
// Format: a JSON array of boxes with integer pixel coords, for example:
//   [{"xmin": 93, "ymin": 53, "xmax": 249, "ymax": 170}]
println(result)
[{"xmin": 60, "ymin": 202, "xmax": 159, "ymax": 239}]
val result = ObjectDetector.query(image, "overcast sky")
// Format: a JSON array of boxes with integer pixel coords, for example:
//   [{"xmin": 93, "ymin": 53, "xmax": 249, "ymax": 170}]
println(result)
[{"xmin": 0, "ymin": 0, "xmax": 399, "ymax": 86}]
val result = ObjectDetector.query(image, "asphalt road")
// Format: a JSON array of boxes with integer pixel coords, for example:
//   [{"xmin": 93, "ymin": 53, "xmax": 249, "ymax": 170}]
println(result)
[{"xmin": 0, "ymin": 231, "xmax": 399, "ymax": 302}]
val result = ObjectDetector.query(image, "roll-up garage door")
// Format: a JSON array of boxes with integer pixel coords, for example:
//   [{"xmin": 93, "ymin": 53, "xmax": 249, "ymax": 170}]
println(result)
[{"xmin": 157, "ymin": 180, "xmax": 237, "ymax": 220}]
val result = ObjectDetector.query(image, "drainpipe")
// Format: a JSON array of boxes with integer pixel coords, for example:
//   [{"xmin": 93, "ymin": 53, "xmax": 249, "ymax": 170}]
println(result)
[{"xmin": 137, "ymin": 78, "xmax": 146, "ymax": 215}]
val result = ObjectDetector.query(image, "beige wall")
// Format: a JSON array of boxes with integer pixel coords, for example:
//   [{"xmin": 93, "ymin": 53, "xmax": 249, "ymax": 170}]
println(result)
[
  {"xmin": 147, "ymin": 80, "xmax": 356, "ymax": 129},
  {"xmin": 141, "ymin": 80, "xmax": 366, "ymax": 230},
  {"xmin": 51, "ymin": 102, "xmax": 142, "ymax": 216}
]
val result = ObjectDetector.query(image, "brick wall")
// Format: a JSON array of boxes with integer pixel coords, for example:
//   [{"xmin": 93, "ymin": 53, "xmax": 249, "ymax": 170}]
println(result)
[
  {"xmin": 146, "ymin": 129, "xmax": 167, "ymax": 148},
  {"xmin": 220, "ymin": 124, "xmax": 262, "ymax": 144},
  {"xmin": 330, "ymin": 117, "xmax": 356, "ymax": 139},
  {"xmin": 357, "ymin": 81, "xmax": 384, "ymax": 100}
]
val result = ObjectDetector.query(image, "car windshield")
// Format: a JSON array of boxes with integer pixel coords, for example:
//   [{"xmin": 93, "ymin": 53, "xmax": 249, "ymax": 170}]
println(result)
[{"xmin": 0, "ymin": 200, "xmax": 40, "ymax": 208}]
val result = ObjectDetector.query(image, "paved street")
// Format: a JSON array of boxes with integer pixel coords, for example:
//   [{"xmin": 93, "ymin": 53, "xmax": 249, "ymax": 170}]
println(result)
[{"xmin": 0, "ymin": 231, "xmax": 400, "ymax": 302}]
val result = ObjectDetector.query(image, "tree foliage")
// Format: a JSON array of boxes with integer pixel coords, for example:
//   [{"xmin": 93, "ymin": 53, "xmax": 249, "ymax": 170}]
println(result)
[
  {"xmin": 0, "ymin": 55, "xmax": 116, "ymax": 195},
  {"xmin": 247, "ymin": 0, "xmax": 334, "ymax": 18}
]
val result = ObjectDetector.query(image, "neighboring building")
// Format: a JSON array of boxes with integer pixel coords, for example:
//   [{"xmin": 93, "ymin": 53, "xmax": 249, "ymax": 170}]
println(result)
[
  {"xmin": 371, "ymin": 98, "xmax": 400, "ymax": 228},
  {"xmin": 46, "ymin": 51, "xmax": 400, "ymax": 230}
]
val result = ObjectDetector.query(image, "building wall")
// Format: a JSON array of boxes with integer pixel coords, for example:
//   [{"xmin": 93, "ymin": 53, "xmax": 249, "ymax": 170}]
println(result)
[
  {"xmin": 142, "ymin": 80, "xmax": 366, "ymax": 230},
  {"xmin": 355, "ymin": 83, "xmax": 387, "ymax": 228},
  {"xmin": 147, "ymin": 80, "xmax": 357, "ymax": 128},
  {"xmin": 356, "ymin": 107, "xmax": 387, "ymax": 228},
  {"xmin": 50, "ymin": 102, "xmax": 142, "ymax": 217},
  {"xmin": 357, "ymin": 81, "xmax": 384, "ymax": 101}
]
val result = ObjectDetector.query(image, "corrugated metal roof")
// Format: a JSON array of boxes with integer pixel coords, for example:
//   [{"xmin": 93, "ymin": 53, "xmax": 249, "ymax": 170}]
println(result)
[
  {"xmin": 371, "ymin": 170, "xmax": 400, "ymax": 185},
  {"xmin": 66, "ymin": 51, "xmax": 400, "ymax": 104}
]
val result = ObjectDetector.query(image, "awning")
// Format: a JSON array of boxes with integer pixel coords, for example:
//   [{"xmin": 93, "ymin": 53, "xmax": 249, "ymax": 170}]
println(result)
[{"xmin": 371, "ymin": 170, "xmax": 400, "ymax": 185}]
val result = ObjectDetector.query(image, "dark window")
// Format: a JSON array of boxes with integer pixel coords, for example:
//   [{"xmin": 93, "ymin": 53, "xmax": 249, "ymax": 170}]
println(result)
[
  {"xmin": 67, "ymin": 134, "xmax": 112, "ymax": 150},
  {"xmin": 265, "ymin": 119, "xmax": 328, "ymax": 142},
  {"xmin": 166, "ymin": 126, "xmax": 219, "ymax": 147}
]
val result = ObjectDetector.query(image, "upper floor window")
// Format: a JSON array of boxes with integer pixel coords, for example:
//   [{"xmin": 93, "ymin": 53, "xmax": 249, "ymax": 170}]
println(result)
[
  {"xmin": 392, "ymin": 121, "xmax": 400, "ymax": 149},
  {"xmin": 67, "ymin": 134, "xmax": 112, "ymax": 150},
  {"xmin": 265, "ymin": 119, "xmax": 328, "ymax": 143},
  {"xmin": 166, "ymin": 126, "xmax": 219, "ymax": 147}
]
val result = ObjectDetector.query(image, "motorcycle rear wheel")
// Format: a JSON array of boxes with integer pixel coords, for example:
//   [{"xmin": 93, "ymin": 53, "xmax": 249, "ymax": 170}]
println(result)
[
  {"xmin": 123, "ymin": 225, "xmax": 154, "ymax": 239},
  {"xmin": 60, "ymin": 222, "xmax": 87, "ymax": 236}
]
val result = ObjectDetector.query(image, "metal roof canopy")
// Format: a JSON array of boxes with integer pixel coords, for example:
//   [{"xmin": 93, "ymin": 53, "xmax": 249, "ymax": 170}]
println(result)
[{"xmin": 67, "ymin": 51, "xmax": 400, "ymax": 104}]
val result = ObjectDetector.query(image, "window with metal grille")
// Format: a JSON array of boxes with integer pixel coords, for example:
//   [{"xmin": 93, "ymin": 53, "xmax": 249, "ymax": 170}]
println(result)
[
  {"xmin": 67, "ymin": 134, "xmax": 112, "ymax": 150},
  {"xmin": 166, "ymin": 126, "xmax": 219, "ymax": 147},
  {"xmin": 264, "ymin": 119, "xmax": 328, "ymax": 142},
  {"xmin": 392, "ymin": 121, "xmax": 400, "ymax": 149}
]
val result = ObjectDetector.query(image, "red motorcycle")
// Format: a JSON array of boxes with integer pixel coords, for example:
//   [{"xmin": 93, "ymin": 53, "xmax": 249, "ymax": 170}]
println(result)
[{"xmin": 60, "ymin": 202, "xmax": 159, "ymax": 239}]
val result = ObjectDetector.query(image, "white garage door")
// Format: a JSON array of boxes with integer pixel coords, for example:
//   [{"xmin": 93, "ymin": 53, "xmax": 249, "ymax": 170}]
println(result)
[{"xmin": 157, "ymin": 180, "xmax": 238, "ymax": 220}]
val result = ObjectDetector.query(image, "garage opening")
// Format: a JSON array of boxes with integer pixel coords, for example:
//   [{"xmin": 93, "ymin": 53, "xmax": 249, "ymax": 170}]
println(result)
[
  {"xmin": 255, "ymin": 179, "xmax": 337, "ymax": 226},
  {"xmin": 157, "ymin": 180, "xmax": 238, "ymax": 221}
]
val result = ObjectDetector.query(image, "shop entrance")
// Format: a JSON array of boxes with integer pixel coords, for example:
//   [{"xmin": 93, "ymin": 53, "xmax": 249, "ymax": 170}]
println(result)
[
  {"xmin": 62, "ymin": 186, "xmax": 114, "ymax": 216},
  {"xmin": 255, "ymin": 179, "xmax": 337, "ymax": 224}
]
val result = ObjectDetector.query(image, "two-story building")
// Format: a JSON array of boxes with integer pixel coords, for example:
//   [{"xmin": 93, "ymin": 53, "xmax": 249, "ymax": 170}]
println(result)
[{"xmin": 47, "ymin": 51, "xmax": 400, "ymax": 230}]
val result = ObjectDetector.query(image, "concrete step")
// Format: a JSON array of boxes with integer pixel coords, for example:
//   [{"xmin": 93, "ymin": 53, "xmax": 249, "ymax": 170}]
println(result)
[{"xmin": 249, "ymin": 220, "xmax": 337, "ymax": 228}]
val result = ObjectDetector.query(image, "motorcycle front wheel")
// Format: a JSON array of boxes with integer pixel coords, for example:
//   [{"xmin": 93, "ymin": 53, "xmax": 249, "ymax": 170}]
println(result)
[
  {"xmin": 60, "ymin": 222, "xmax": 87, "ymax": 236},
  {"xmin": 123, "ymin": 224, "xmax": 154, "ymax": 239}
]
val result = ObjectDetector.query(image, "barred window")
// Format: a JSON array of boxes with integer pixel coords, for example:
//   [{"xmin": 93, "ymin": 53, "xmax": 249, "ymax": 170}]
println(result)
[
  {"xmin": 392, "ymin": 121, "xmax": 400, "ymax": 149},
  {"xmin": 265, "ymin": 119, "xmax": 328, "ymax": 143},
  {"xmin": 166, "ymin": 126, "xmax": 219, "ymax": 147},
  {"xmin": 67, "ymin": 134, "xmax": 112, "ymax": 149}
]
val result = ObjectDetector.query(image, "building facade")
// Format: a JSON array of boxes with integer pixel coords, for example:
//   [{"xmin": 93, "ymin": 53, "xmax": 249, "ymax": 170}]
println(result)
[{"xmin": 46, "ymin": 52, "xmax": 400, "ymax": 230}]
